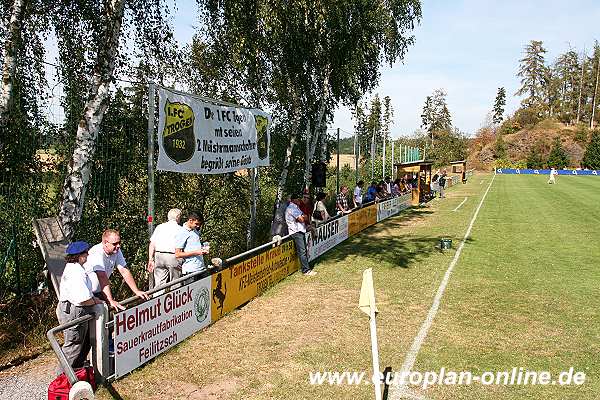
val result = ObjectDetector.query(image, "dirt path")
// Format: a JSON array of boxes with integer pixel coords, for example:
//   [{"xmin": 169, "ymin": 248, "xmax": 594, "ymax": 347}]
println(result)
[{"xmin": 0, "ymin": 352, "xmax": 56, "ymax": 400}]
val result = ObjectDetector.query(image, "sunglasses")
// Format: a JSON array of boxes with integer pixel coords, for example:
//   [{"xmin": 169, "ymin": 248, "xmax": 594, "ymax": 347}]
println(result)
[{"xmin": 107, "ymin": 241, "xmax": 121, "ymax": 246}]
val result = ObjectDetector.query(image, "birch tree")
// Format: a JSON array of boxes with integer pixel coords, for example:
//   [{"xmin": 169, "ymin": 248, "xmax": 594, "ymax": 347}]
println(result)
[
  {"xmin": 0, "ymin": 0, "xmax": 25, "ymax": 125},
  {"xmin": 58, "ymin": 0, "xmax": 126, "ymax": 239},
  {"xmin": 198, "ymin": 0, "xmax": 422, "ymax": 207}
]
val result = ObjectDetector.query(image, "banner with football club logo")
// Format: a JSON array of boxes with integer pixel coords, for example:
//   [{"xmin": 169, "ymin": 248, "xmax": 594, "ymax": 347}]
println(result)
[
  {"xmin": 496, "ymin": 168, "xmax": 600, "ymax": 176},
  {"xmin": 113, "ymin": 276, "xmax": 212, "ymax": 378},
  {"xmin": 157, "ymin": 87, "xmax": 271, "ymax": 174}
]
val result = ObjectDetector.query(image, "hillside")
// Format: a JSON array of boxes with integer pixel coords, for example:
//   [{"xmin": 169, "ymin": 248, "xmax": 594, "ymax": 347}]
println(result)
[{"xmin": 468, "ymin": 119, "xmax": 590, "ymax": 170}]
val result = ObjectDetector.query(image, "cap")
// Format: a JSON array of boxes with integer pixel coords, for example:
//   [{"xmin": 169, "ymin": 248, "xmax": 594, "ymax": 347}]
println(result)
[{"xmin": 65, "ymin": 241, "xmax": 90, "ymax": 255}]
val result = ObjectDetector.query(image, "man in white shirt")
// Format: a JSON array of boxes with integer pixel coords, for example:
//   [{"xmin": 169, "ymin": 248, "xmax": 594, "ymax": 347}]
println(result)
[
  {"xmin": 353, "ymin": 180, "xmax": 364, "ymax": 208},
  {"xmin": 148, "ymin": 208, "xmax": 183, "ymax": 288},
  {"xmin": 85, "ymin": 229, "xmax": 148, "ymax": 311},
  {"xmin": 285, "ymin": 194, "xmax": 314, "ymax": 276},
  {"xmin": 548, "ymin": 168, "xmax": 557, "ymax": 184}
]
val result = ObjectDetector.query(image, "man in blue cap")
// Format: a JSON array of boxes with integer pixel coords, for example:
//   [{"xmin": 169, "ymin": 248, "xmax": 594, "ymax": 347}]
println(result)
[{"xmin": 57, "ymin": 241, "xmax": 103, "ymax": 373}]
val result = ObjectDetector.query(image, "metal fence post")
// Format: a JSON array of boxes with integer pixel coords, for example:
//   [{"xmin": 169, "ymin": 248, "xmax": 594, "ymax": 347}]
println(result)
[{"xmin": 91, "ymin": 303, "xmax": 110, "ymax": 382}]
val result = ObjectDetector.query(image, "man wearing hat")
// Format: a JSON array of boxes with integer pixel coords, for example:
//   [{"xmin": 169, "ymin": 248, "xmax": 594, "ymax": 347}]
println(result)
[
  {"xmin": 57, "ymin": 241, "xmax": 103, "ymax": 373},
  {"xmin": 285, "ymin": 193, "xmax": 315, "ymax": 276},
  {"xmin": 85, "ymin": 229, "xmax": 148, "ymax": 311}
]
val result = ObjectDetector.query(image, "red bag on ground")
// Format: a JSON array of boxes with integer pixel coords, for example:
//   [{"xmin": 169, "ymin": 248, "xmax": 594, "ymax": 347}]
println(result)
[{"xmin": 48, "ymin": 366, "xmax": 96, "ymax": 400}]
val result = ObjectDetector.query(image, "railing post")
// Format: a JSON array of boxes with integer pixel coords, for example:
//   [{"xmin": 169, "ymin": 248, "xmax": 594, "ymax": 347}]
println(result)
[{"xmin": 91, "ymin": 303, "xmax": 110, "ymax": 382}]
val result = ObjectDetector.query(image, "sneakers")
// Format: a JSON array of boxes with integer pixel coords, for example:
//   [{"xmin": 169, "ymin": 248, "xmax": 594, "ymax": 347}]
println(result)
[{"xmin": 303, "ymin": 270, "xmax": 317, "ymax": 276}]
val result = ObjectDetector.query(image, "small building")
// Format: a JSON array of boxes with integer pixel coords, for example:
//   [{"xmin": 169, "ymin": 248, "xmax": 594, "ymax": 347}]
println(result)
[
  {"xmin": 394, "ymin": 160, "xmax": 434, "ymax": 205},
  {"xmin": 450, "ymin": 160, "xmax": 467, "ymax": 183}
]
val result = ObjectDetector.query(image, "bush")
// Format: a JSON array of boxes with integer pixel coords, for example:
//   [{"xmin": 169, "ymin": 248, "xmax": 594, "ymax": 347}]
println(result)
[{"xmin": 526, "ymin": 142, "xmax": 546, "ymax": 169}]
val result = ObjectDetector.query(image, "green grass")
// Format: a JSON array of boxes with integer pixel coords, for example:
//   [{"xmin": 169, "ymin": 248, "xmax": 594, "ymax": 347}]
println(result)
[
  {"xmin": 97, "ymin": 174, "xmax": 600, "ymax": 400},
  {"xmin": 416, "ymin": 174, "xmax": 600, "ymax": 399}
]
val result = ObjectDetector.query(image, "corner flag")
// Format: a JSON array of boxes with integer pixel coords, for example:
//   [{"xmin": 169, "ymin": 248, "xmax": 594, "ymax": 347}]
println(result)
[{"xmin": 359, "ymin": 268, "xmax": 379, "ymax": 316}]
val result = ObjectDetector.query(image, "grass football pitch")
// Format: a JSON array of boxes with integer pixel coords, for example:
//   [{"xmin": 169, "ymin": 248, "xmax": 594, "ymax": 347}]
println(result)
[{"xmin": 98, "ymin": 173, "xmax": 600, "ymax": 400}]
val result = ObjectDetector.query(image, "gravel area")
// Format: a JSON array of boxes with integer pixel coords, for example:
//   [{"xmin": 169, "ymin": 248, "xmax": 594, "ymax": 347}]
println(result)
[{"xmin": 0, "ymin": 352, "xmax": 56, "ymax": 400}]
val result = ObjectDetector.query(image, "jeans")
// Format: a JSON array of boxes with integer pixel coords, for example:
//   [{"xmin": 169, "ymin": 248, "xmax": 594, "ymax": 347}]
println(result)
[{"xmin": 292, "ymin": 232, "xmax": 311, "ymax": 273}]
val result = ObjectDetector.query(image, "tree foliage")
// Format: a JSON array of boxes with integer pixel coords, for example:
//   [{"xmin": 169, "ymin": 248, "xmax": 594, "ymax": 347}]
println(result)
[
  {"xmin": 582, "ymin": 131, "xmax": 600, "ymax": 169},
  {"xmin": 546, "ymin": 137, "xmax": 569, "ymax": 168},
  {"xmin": 492, "ymin": 87, "xmax": 506, "ymax": 124},
  {"xmin": 420, "ymin": 88, "xmax": 451, "ymax": 143},
  {"xmin": 516, "ymin": 40, "xmax": 547, "ymax": 110}
]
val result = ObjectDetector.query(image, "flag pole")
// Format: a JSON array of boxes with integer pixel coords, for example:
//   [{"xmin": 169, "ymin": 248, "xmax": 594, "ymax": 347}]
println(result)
[{"xmin": 359, "ymin": 268, "xmax": 382, "ymax": 400}]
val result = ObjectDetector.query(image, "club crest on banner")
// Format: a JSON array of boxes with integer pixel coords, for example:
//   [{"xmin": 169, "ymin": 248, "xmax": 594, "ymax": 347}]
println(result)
[{"xmin": 162, "ymin": 100, "xmax": 195, "ymax": 164}]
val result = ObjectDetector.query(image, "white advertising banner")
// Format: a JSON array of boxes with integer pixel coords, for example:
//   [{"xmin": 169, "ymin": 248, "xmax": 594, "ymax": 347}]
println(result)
[
  {"xmin": 377, "ymin": 194, "xmax": 412, "ymax": 222},
  {"xmin": 114, "ymin": 277, "xmax": 212, "ymax": 378},
  {"xmin": 157, "ymin": 87, "xmax": 271, "ymax": 174},
  {"xmin": 306, "ymin": 215, "xmax": 349, "ymax": 261}
]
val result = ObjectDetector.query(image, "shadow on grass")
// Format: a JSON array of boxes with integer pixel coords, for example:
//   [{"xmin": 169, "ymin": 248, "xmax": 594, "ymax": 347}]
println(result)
[
  {"xmin": 104, "ymin": 382, "xmax": 125, "ymax": 400},
  {"xmin": 319, "ymin": 208, "xmax": 470, "ymax": 269}
]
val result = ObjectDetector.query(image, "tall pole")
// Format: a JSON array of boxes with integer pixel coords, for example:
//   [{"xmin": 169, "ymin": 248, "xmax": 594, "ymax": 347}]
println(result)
[
  {"xmin": 336, "ymin": 128, "xmax": 340, "ymax": 194},
  {"xmin": 391, "ymin": 140, "xmax": 395, "ymax": 178},
  {"xmin": 382, "ymin": 135, "xmax": 386, "ymax": 178},
  {"xmin": 370, "ymin": 132, "xmax": 375, "ymax": 181},
  {"xmin": 147, "ymin": 82, "xmax": 156, "ymax": 290},
  {"xmin": 354, "ymin": 130, "xmax": 359, "ymax": 184},
  {"xmin": 147, "ymin": 82, "xmax": 155, "ymax": 238}
]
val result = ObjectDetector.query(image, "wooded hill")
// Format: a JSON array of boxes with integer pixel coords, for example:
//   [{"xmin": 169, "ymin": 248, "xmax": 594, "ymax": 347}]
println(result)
[{"xmin": 468, "ymin": 119, "xmax": 598, "ymax": 170}]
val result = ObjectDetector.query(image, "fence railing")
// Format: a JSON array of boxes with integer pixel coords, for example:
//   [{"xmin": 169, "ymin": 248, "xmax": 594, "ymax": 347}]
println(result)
[{"xmin": 46, "ymin": 180, "xmax": 475, "ymax": 397}]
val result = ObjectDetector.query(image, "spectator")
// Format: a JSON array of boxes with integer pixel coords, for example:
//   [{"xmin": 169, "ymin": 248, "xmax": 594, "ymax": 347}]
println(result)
[
  {"xmin": 285, "ymin": 194, "xmax": 315, "ymax": 276},
  {"xmin": 384, "ymin": 176, "xmax": 392, "ymax": 195},
  {"xmin": 57, "ymin": 241, "xmax": 103, "ymax": 374},
  {"xmin": 392, "ymin": 179, "xmax": 401, "ymax": 196},
  {"xmin": 175, "ymin": 211, "xmax": 209, "ymax": 276},
  {"xmin": 299, "ymin": 190, "xmax": 313, "ymax": 226},
  {"xmin": 270, "ymin": 196, "xmax": 290, "ymax": 239},
  {"xmin": 312, "ymin": 192, "xmax": 331, "ymax": 225},
  {"xmin": 365, "ymin": 181, "xmax": 378, "ymax": 202},
  {"xmin": 353, "ymin": 180, "xmax": 364, "ymax": 208},
  {"xmin": 85, "ymin": 229, "xmax": 148, "ymax": 311},
  {"xmin": 431, "ymin": 170, "xmax": 440, "ymax": 198},
  {"xmin": 438, "ymin": 170, "xmax": 447, "ymax": 198},
  {"xmin": 148, "ymin": 208, "xmax": 183, "ymax": 290},
  {"xmin": 336, "ymin": 185, "xmax": 351, "ymax": 214}
]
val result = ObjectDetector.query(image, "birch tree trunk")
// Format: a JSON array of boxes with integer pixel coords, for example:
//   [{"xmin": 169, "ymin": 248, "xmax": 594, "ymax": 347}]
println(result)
[
  {"xmin": 58, "ymin": 0, "xmax": 126, "ymax": 239},
  {"xmin": 576, "ymin": 55, "xmax": 585, "ymax": 124},
  {"xmin": 591, "ymin": 58, "xmax": 599, "ymax": 129},
  {"xmin": 274, "ymin": 119, "xmax": 300, "ymax": 210},
  {"xmin": 0, "ymin": 0, "xmax": 25, "ymax": 125}
]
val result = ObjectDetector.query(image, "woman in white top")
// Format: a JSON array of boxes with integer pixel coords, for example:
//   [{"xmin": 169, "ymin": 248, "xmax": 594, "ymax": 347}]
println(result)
[
  {"xmin": 313, "ymin": 192, "xmax": 331, "ymax": 226},
  {"xmin": 57, "ymin": 241, "xmax": 103, "ymax": 374}
]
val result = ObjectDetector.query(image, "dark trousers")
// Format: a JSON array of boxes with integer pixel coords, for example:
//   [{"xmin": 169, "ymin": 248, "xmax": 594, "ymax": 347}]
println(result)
[
  {"xmin": 292, "ymin": 232, "xmax": 311, "ymax": 273},
  {"xmin": 56, "ymin": 301, "xmax": 95, "ymax": 374}
]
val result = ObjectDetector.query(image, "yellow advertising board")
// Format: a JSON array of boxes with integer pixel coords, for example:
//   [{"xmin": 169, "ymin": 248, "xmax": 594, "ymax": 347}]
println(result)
[
  {"xmin": 348, "ymin": 204, "xmax": 378, "ymax": 235},
  {"xmin": 210, "ymin": 240, "xmax": 299, "ymax": 323}
]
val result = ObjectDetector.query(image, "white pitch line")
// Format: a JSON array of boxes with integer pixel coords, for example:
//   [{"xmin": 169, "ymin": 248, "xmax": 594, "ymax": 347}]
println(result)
[
  {"xmin": 390, "ymin": 173, "xmax": 496, "ymax": 399},
  {"xmin": 452, "ymin": 197, "xmax": 467, "ymax": 212}
]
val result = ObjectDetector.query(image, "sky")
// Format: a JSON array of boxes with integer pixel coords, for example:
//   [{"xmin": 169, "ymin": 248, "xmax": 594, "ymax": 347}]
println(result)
[{"xmin": 169, "ymin": 0, "xmax": 600, "ymax": 138}]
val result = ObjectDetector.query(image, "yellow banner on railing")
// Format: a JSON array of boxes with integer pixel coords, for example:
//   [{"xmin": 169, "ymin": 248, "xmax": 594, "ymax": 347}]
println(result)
[
  {"xmin": 348, "ymin": 204, "xmax": 378, "ymax": 236},
  {"xmin": 210, "ymin": 240, "xmax": 299, "ymax": 323}
]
